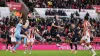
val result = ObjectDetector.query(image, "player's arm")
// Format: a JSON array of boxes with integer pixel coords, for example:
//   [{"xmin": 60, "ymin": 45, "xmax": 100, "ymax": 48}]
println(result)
[
  {"xmin": 22, "ymin": 20, "xmax": 29, "ymax": 28},
  {"xmin": 22, "ymin": 24, "xmax": 28, "ymax": 29},
  {"xmin": 25, "ymin": 20, "xmax": 29, "ymax": 27},
  {"xmin": 82, "ymin": 27, "xmax": 86, "ymax": 36},
  {"xmin": 52, "ymin": 23, "xmax": 64, "ymax": 29},
  {"xmin": 68, "ymin": 32, "xmax": 72, "ymax": 38},
  {"xmin": 52, "ymin": 23, "xmax": 59, "ymax": 28},
  {"xmin": 82, "ymin": 23, "xmax": 87, "ymax": 36},
  {"xmin": 14, "ymin": 28, "xmax": 16, "ymax": 33},
  {"xmin": 36, "ymin": 28, "xmax": 41, "ymax": 35},
  {"xmin": 89, "ymin": 24, "xmax": 92, "ymax": 31},
  {"xmin": 42, "ymin": 30, "xmax": 46, "ymax": 35},
  {"xmin": 23, "ymin": 25, "xmax": 27, "ymax": 28}
]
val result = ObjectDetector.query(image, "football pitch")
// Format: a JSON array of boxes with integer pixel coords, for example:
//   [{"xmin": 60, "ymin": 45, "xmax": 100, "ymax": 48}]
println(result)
[{"xmin": 0, "ymin": 50, "xmax": 100, "ymax": 56}]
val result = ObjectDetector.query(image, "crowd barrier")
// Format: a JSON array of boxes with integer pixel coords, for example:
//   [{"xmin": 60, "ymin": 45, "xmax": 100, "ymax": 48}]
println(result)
[{"xmin": 0, "ymin": 43, "xmax": 100, "ymax": 50}]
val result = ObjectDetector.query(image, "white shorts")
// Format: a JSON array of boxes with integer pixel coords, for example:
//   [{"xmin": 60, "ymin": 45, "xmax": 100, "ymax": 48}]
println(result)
[
  {"xmin": 10, "ymin": 36, "xmax": 16, "ymax": 42},
  {"xmin": 81, "ymin": 31, "xmax": 91, "ymax": 43},
  {"xmin": 27, "ymin": 38, "xmax": 35, "ymax": 43},
  {"xmin": 81, "ymin": 35, "xmax": 90, "ymax": 43}
]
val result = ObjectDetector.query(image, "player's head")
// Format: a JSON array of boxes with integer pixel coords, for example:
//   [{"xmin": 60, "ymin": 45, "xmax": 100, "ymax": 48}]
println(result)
[
  {"xmin": 84, "ymin": 16, "xmax": 89, "ymax": 21},
  {"xmin": 55, "ymin": 15, "xmax": 59, "ymax": 20}
]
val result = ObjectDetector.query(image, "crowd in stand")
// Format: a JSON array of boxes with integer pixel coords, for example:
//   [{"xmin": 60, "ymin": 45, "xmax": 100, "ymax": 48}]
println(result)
[
  {"xmin": 23, "ymin": 0, "xmax": 100, "ymax": 12},
  {"xmin": 6, "ymin": 0, "xmax": 19, "ymax": 2},
  {"xmin": 0, "ymin": 16, "xmax": 18, "ymax": 44},
  {"xmin": 45, "ymin": 9, "xmax": 67, "ymax": 16},
  {"xmin": 0, "ymin": 0, "xmax": 19, "ymax": 7},
  {"xmin": 0, "ymin": 0, "xmax": 6, "ymax": 7}
]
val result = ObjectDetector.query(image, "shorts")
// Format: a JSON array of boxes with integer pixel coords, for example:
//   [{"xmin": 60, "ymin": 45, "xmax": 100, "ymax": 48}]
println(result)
[
  {"xmin": 27, "ymin": 38, "xmax": 35, "ymax": 43},
  {"xmin": 51, "ymin": 32, "xmax": 57, "ymax": 37},
  {"xmin": 68, "ymin": 37, "xmax": 78, "ymax": 43},
  {"xmin": 10, "ymin": 36, "xmax": 16, "ymax": 42},
  {"xmin": 81, "ymin": 31, "xmax": 90, "ymax": 43},
  {"xmin": 81, "ymin": 35, "xmax": 90, "ymax": 43},
  {"xmin": 24, "ymin": 28, "xmax": 29, "ymax": 32},
  {"xmin": 7, "ymin": 37, "xmax": 11, "ymax": 44},
  {"xmin": 23, "ymin": 26, "xmax": 29, "ymax": 31},
  {"xmin": 15, "ymin": 34, "xmax": 22, "ymax": 42}
]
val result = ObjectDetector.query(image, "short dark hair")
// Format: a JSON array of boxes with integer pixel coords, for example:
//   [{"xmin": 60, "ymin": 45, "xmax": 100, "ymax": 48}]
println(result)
[{"xmin": 84, "ymin": 16, "xmax": 89, "ymax": 21}]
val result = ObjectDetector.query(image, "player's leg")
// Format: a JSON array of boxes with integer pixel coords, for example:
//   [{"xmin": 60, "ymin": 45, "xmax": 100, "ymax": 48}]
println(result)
[
  {"xmin": 6, "ymin": 39, "xmax": 12, "ymax": 51},
  {"xmin": 24, "ymin": 41, "xmax": 29, "ymax": 54},
  {"xmin": 29, "ymin": 42, "xmax": 33, "ymax": 54},
  {"xmin": 23, "ymin": 37, "xmax": 27, "ymax": 47},
  {"xmin": 51, "ymin": 31, "xmax": 56, "ymax": 42},
  {"xmin": 21, "ymin": 34, "xmax": 29, "ymax": 47},
  {"xmin": 86, "ymin": 38, "xmax": 96, "ymax": 56},
  {"xmin": 12, "ymin": 34, "xmax": 25, "ymax": 53},
  {"xmin": 12, "ymin": 37, "xmax": 17, "ymax": 47},
  {"xmin": 73, "ymin": 37, "xmax": 78, "ymax": 54},
  {"xmin": 11, "ymin": 37, "xmax": 17, "ymax": 52},
  {"xmin": 80, "ymin": 36, "xmax": 89, "ymax": 50},
  {"xmin": 13, "ymin": 40, "xmax": 21, "ymax": 53},
  {"xmin": 29, "ymin": 38, "xmax": 34, "ymax": 54},
  {"xmin": 23, "ymin": 31, "xmax": 28, "ymax": 47},
  {"xmin": 10, "ymin": 42, "xmax": 13, "ymax": 52},
  {"xmin": 6, "ymin": 42, "xmax": 9, "ymax": 51},
  {"xmin": 21, "ymin": 34, "xmax": 27, "ymax": 38},
  {"xmin": 70, "ymin": 42, "xmax": 73, "ymax": 53},
  {"xmin": 6, "ymin": 36, "xmax": 12, "ymax": 51},
  {"xmin": 70, "ymin": 38, "xmax": 74, "ymax": 53},
  {"xmin": 56, "ymin": 34, "xmax": 61, "ymax": 47},
  {"xmin": 13, "ymin": 36, "xmax": 21, "ymax": 51},
  {"xmin": 74, "ymin": 43, "xmax": 78, "ymax": 54},
  {"xmin": 11, "ymin": 42, "xmax": 16, "ymax": 50},
  {"xmin": 10, "ymin": 37, "xmax": 16, "ymax": 52}
]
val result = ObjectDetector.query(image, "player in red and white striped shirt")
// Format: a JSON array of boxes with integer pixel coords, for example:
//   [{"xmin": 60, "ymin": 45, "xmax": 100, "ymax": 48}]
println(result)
[
  {"xmin": 24, "ymin": 26, "xmax": 35, "ymax": 54},
  {"xmin": 9, "ymin": 26, "xmax": 16, "ymax": 43},
  {"xmin": 9, "ymin": 26, "xmax": 16, "ymax": 52},
  {"xmin": 80, "ymin": 18, "xmax": 96, "ymax": 56}
]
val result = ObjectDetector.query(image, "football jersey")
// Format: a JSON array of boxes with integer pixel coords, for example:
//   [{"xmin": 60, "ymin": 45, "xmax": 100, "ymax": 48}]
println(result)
[
  {"xmin": 83, "ymin": 21, "xmax": 91, "ymax": 36},
  {"xmin": 9, "ymin": 27, "xmax": 15, "ymax": 37},
  {"xmin": 29, "ymin": 27, "xmax": 34, "ymax": 38}
]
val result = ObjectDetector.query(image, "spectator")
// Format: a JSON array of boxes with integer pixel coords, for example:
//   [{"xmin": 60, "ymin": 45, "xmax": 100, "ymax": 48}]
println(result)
[
  {"xmin": 48, "ymin": 0, "xmax": 52, "ymax": 8},
  {"xmin": 23, "ymin": 0, "xmax": 100, "ymax": 12}
]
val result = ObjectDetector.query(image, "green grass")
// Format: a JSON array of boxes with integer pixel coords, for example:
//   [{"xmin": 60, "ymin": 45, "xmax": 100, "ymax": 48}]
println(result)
[{"xmin": 0, "ymin": 50, "xmax": 100, "ymax": 56}]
